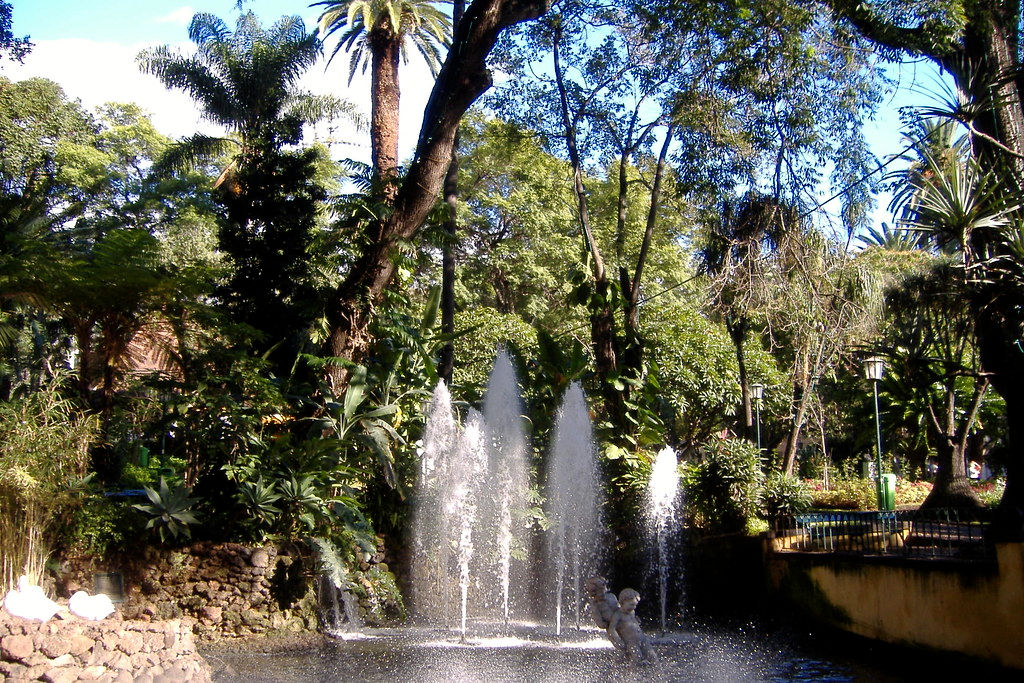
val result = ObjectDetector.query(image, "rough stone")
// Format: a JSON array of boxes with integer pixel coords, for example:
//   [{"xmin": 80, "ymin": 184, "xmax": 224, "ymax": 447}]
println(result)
[
  {"xmin": 251, "ymin": 549, "xmax": 270, "ymax": 568},
  {"xmin": 68, "ymin": 633, "xmax": 94, "ymax": 656},
  {"xmin": 117, "ymin": 631, "xmax": 144, "ymax": 655},
  {"xmin": 1, "ymin": 633, "xmax": 34, "ymax": 661},
  {"xmin": 200, "ymin": 606, "xmax": 222, "ymax": 623},
  {"xmin": 42, "ymin": 666, "xmax": 85, "ymax": 683},
  {"xmin": 39, "ymin": 634, "xmax": 72, "ymax": 658}
]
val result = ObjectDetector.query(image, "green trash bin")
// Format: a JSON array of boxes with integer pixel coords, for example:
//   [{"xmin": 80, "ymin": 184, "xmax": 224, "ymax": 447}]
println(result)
[{"xmin": 879, "ymin": 473, "xmax": 897, "ymax": 511}]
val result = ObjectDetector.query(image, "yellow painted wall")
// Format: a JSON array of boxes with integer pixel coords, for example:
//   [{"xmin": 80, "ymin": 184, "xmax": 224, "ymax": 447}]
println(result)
[{"xmin": 767, "ymin": 544, "xmax": 1024, "ymax": 669}]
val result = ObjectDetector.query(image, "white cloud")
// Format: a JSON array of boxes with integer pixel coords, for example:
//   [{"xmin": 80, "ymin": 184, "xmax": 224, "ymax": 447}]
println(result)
[
  {"xmin": 154, "ymin": 6, "xmax": 196, "ymax": 25},
  {"xmin": 5, "ymin": 37, "xmax": 437, "ymax": 166},
  {"xmin": 8, "ymin": 39, "xmax": 216, "ymax": 140}
]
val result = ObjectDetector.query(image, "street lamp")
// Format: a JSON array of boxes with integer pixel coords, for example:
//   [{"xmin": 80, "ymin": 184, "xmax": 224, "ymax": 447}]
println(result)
[
  {"xmin": 751, "ymin": 382, "xmax": 765, "ymax": 455},
  {"xmin": 863, "ymin": 356, "xmax": 886, "ymax": 509}
]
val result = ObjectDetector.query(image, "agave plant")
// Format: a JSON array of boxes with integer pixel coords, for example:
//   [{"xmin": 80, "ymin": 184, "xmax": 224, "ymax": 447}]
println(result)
[
  {"xmin": 236, "ymin": 476, "xmax": 282, "ymax": 534},
  {"xmin": 133, "ymin": 477, "xmax": 200, "ymax": 544},
  {"xmin": 277, "ymin": 475, "xmax": 325, "ymax": 532}
]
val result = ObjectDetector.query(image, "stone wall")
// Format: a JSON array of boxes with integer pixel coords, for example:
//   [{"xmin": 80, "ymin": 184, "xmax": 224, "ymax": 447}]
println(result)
[
  {"xmin": 60, "ymin": 541, "xmax": 401, "ymax": 641},
  {"xmin": 62, "ymin": 543, "xmax": 318, "ymax": 640},
  {"xmin": 0, "ymin": 610, "xmax": 210, "ymax": 682}
]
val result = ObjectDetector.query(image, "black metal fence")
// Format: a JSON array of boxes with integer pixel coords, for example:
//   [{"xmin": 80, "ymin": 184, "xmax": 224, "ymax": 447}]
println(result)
[{"xmin": 773, "ymin": 509, "xmax": 995, "ymax": 561}]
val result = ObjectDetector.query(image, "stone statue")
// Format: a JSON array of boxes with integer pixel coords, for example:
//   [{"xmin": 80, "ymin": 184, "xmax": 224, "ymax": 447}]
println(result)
[
  {"xmin": 606, "ymin": 588, "xmax": 657, "ymax": 663},
  {"xmin": 585, "ymin": 576, "xmax": 619, "ymax": 629}
]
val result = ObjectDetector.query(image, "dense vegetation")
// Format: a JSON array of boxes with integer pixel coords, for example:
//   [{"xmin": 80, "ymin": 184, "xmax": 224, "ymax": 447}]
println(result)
[{"xmin": 3, "ymin": 0, "xmax": 1023, "ymax": 595}]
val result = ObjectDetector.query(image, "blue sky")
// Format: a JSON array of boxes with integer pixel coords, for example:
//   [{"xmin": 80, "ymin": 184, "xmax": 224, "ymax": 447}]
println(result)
[
  {"xmin": 15, "ymin": 2, "xmax": 316, "ymax": 43},
  {"xmin": 9, "ymin": 1, "xmax": 946, "ymax": 233}
]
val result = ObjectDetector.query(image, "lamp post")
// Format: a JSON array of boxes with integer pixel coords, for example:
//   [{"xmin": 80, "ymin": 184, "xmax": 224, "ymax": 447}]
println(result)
[
  {"xmin": 863, "ymin": 356, "xmax": 886, "ymax": 510},
  {"xmin": 751, "ymin": 382, "xmax": 765, "ymax": 456}
]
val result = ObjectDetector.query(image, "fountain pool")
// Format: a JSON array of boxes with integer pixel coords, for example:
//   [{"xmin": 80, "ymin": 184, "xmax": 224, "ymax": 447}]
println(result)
[{"xmin": 206, "ymin": 615, "xmax": 997, "ymax": 682}]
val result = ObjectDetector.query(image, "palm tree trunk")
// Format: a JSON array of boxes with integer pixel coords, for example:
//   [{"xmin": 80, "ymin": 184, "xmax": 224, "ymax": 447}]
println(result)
[{"xmin": 370, "ymin": 33, "xmax": 402, "ymax": 183}]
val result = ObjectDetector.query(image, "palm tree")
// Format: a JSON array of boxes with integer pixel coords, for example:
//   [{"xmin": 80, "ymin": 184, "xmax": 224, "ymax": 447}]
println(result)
[
  {"xmin": 313, "ymin": 0, "xmax": 451, "ymax": 182},
  {"xmin": 139, "ymin": 12, "xmax": 359, "ymax": 179},
  {"xmin": 139, "ymin": 12, "xmax": 360, "ymax": 365}
]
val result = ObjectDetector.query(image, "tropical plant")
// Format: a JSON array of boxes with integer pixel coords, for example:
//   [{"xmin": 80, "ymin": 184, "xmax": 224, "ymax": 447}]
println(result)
[
  {"xmin": 133, "ymin": 477, "xmax": 201, "ymax": 544},
  {"xmin": 236, "ymin": 477, "xmax": 283, "ymax": 536},
  {"xmin": 314, "ymin": 0, "xmax": 452, "ymax": 179},
  {"xmin": 277, "ymin": 475, "xmax": 325, "ymax": 534},
  {"xmin": 139, "ymin": 12, "xmax": 357, "ymax": 174}
]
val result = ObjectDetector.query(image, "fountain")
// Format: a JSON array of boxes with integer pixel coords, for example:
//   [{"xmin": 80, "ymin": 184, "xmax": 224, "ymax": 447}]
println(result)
[
  {"xmin": 447, "ymin": 410, "xmax": 489, "ymax": 639},
  {"xmin": 409, "ymin": 380, "xmax": 459, "ymax": 625},
  {"xmin": 645, "ymin": 446, "xmax": 680, "ymax": 634},
  {"xmin": 545, "ymin": 382, "xmax": 603, "ymax": 635},
  {"xmin": 409, "ymin": 351, "xmax": 532, "ymax": 629},
  {"xmin": 212, "ymin": 355, "xmax": 944, "ymax": 681},
  {"xmin": 480, "ymin": 351, "xmax": 530, "ymax": 623}
]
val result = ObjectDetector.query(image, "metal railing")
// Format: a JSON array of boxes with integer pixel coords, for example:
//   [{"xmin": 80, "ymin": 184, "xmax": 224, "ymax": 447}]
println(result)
[{"xmin": 773, "ymin": 509, "xmax": 995, "ymax": 561}]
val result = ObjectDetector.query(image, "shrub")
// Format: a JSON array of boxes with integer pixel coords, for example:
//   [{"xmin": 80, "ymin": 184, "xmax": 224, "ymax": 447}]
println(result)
[
  {"xmin": 63, "ymin": 494, "xmax": 145, "ymax": 557},
  {"xmin": 972, "ymin": 478, "xmax": 1006, "ymax": 507},
  {"xmin": 894, "ymin": 479, "xmax": 932, "ymax": 508},
  {"xmin": 684, "ymin": 437, "xmax": 763, "ymax": 534},
  {"xmin": 133, "ymin": 478, "xmax": 200, "ymax": 544},
  {"xmin": 762, "ymin": 472, "xmax": 812, "ymax": 519}
]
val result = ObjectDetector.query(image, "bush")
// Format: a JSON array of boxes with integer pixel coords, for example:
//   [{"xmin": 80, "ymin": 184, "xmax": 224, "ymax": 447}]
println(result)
[
  {"xmin": 63, "ymin": 494, "xmax": 145, "ymax": 557},
  {"xmin": 895, "ymin": 479, "xmax": 932, "ymax": 508},
  {"xmin": 762, "ymin": 472, "xmax": 812, "ymax": 519},
  {"xmin": 684, "ymin": 437, "xmax": 763, "ymax": 534}
]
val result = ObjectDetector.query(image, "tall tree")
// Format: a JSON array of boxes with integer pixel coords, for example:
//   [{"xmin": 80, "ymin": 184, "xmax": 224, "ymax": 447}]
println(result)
[
  {"xmin": 0, "ymin": 1, "xmax": 31, "ymax": 65},
  {"xmin": 701, "ymin": 195, "xmax": 789, "ymax": 442},
  {"xmin": 883, "ymin": 264, "xmax": 989, "ymax": 509},
  {"xmin": 321, "ymin": 0, "xmax": 551, "ymax": 391},
  {"xmin": 140, "ymin": 12, "xmax": 354, "ymax": 367},
  {"xmin": 825, "ymin": 0, "xmax": 1024, "ymax": 535},
  {"xmin": 314, "ymin": 0, "xmax": 452, "ymax": 185},
  {"xmin": 438, "ymin": 0, "xmax": 465, "ymax": 384}
]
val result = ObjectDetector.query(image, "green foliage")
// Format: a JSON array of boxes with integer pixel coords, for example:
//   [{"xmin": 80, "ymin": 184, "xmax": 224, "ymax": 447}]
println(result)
[
  {"xmin": 235, "ymin": 477, "xmax": 283, "ymax": 535},
  {"xmin": 808, "ymin": 476, "xmax": 876, "ymax": 511},
  {"xmin": 684, "ymin": 437, "xmax": 764, "ymax": 534},
  {"xmin": 63, "ymin": 494, "xmax": 145, "ymax": 557},
  {"xmin": 452, "ymin": 307, "xmax": 538, "ymax": 400},
  {"xmin": 315, "ymin": 0, "xmax": 452, "ymax": 78},
  {"xmin": 761, "ymin": 472, "xmax": 812, "ymax": 519},
  {"xmin": 133, "ymin": 478, "xmax": 200, "ymax": 544}
]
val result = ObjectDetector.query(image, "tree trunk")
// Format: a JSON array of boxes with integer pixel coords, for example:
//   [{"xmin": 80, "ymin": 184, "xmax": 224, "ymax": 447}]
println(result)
[
  {"xmin": 370, "ymin": 33, "xmax": 401, "ymax": 182},
  {"xmin": 551, "ymin": 16, "xmax": 622, "ymax": 417},
  {"xmin": 727, "ymin": 318, "xmax": 753, "ymax": 439},
  {"xmin": 920, "ymin": 380, "xmax": 987, "ymax": 510},
  {"xmin": 782, "ymin": 378, "xmax": 812, "ymax": 476},
  {"xmin": 323, "ymin": 0, "xmax": 551, "ymax": 391},
  {"xmin": 437, "ymin": 0, "xmax": 466, "ymax": 386}
]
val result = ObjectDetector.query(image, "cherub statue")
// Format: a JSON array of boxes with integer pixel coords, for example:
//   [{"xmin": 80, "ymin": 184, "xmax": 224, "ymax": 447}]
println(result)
[
  {"xmin": 606, "ymin": 588, "xmax": 657, "ymax": 663},
  {"xmin": 585, "ymin": 576, "xmax": 619, "ymax": 629}
]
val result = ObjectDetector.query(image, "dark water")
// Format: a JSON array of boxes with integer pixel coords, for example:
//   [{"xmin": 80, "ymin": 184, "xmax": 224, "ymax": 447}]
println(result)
[{"xmin": 205, "ymin": 618, "xmax": 1018, "ymax": 682}]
